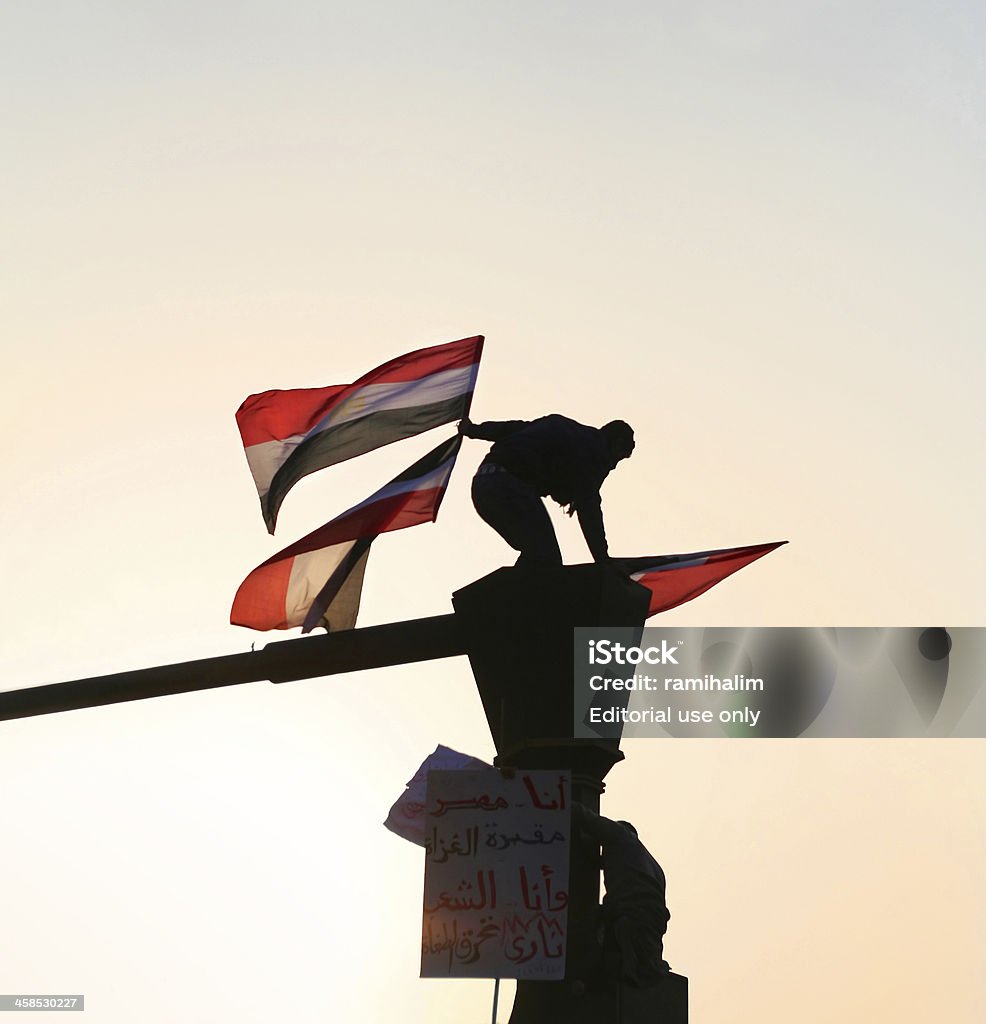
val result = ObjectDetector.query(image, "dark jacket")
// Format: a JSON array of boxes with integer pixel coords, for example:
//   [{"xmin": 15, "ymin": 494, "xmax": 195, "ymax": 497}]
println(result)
[{"xmin": 467, "ymin": 415, "xmax": 617, "ymax": 561}]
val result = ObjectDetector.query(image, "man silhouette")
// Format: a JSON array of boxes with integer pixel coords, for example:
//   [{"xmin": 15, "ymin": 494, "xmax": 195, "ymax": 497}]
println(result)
[
  {"xmin": 572, "ymin": 802, "xmax": 671, "ymax": 986},
  {"xmin": 458, "ymin": 414, "xmax": 635, "ymax": 567}
]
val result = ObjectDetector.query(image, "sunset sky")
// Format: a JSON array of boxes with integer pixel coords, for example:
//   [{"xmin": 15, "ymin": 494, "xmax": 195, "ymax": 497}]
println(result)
[{"xmin": 3, "ymin": 3, "xmax": 984, "ymax": 1021}]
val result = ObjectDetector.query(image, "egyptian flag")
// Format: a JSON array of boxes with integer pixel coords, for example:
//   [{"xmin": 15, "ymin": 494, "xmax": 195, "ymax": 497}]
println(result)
[
  {"xmin": 617, "ymin": 541, "xmax": 787, "ymax": 617},
  {"xmin": 231, "ymin": 436, "xmax": 461, "ymax": 633},
  {"xmin": 237, "ymin": 335, "xmax": 483, "ymax": 532}
]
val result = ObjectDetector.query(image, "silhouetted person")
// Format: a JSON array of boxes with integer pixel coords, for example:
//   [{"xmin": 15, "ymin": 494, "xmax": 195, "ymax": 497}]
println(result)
[
  {"xmin": 573, "ymin": 802, "xmax": 671, "ymax": 987},
  {"xmin": 458, "ymin": 414, "xmax": 635, "ymax": 567}
]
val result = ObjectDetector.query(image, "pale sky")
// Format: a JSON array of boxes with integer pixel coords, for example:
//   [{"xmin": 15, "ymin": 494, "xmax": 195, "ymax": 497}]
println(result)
[{"xmin": 2, "ymin": 3, "xmax": 984, "ymax": 1021}]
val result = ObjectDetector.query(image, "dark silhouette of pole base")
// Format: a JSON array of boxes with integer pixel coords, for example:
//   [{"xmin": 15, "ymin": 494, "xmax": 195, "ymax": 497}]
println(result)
[
  {"xmin": 453, "ymin": 564, "xmax": 688, "ymax": 1023},
  {"xmin": 510, "ymin": 968, "xmax": 689, "ymax": 1024}
]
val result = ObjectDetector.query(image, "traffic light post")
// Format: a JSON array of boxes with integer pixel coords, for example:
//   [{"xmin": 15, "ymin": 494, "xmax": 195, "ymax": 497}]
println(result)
[{"xmin": 1, "ymin": 564, "xmax": 687, "ymax": 1022}]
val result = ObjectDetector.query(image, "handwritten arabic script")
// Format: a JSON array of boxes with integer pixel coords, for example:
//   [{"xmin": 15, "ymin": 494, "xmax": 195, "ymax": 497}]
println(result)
[{"xmin": 420, "ymin": 769, "xmax": 571, "ymax": 979}]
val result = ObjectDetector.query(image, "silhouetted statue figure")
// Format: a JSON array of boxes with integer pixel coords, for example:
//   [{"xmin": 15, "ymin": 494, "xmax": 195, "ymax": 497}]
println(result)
[
  {"xmin": 458, "ymin": 415, "xmax": 635, "ymax": 567},
  {"xmin": 573, "ymin": 802, "xmax": 671, "ymax": 987}
]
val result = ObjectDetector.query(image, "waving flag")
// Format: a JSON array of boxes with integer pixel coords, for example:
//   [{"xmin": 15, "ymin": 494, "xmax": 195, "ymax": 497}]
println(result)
[
  {"xmin": 237, "ymin": 335, "xmax": 484, "ymax": 532},
  {"xmin": 617, "ymin": 541, "xmax": 787, "ymax": 617},
  {"xmin": 384, "ymin": 745, "xmax": 492, "ymax": 847},
  {"xmin": 231, "ymin": 436, "xmax": 461, "ymax": 633}
]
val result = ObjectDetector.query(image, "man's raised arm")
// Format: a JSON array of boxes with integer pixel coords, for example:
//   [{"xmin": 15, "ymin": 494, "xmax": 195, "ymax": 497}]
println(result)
[{"xmin": 458, "ymin": 417, "xmax": 529, "ymax": 442}]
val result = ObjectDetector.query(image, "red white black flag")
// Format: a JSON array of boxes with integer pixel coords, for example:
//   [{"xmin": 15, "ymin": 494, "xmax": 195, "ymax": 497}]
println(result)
[
  {"xmin": 236, "ymin": 336, "xmax": 483, "ymax": 532},
  {"xmin": 617, "ymin": 541, "xmax": 787, "ymax": 617},
  {"xmin": 230, "ymin": 436, "xmax": 461, "ymax": 633}
]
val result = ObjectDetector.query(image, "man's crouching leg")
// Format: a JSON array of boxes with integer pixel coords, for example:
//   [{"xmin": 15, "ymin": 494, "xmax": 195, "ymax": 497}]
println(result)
[{"xmin": 471, "ymin": 471, "xmax": 562, "ymax": 566}]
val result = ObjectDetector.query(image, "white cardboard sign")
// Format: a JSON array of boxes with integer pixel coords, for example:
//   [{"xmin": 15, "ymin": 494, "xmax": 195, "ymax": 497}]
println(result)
[{"xmin": 420, "ymin": 769, "xmax": 571, "ymax": 979}]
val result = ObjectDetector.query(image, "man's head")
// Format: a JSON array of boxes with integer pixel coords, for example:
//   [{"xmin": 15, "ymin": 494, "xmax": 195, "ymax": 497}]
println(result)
[{"xmin": 600, "ymin": 420, "xmax": 635, "ymax": 463}]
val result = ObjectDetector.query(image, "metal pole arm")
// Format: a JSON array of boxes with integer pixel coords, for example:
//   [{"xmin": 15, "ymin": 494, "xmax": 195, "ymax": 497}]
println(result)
[{"xmin": 0, "ymin": 614, "xmax": 465, "ymax": 723}]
